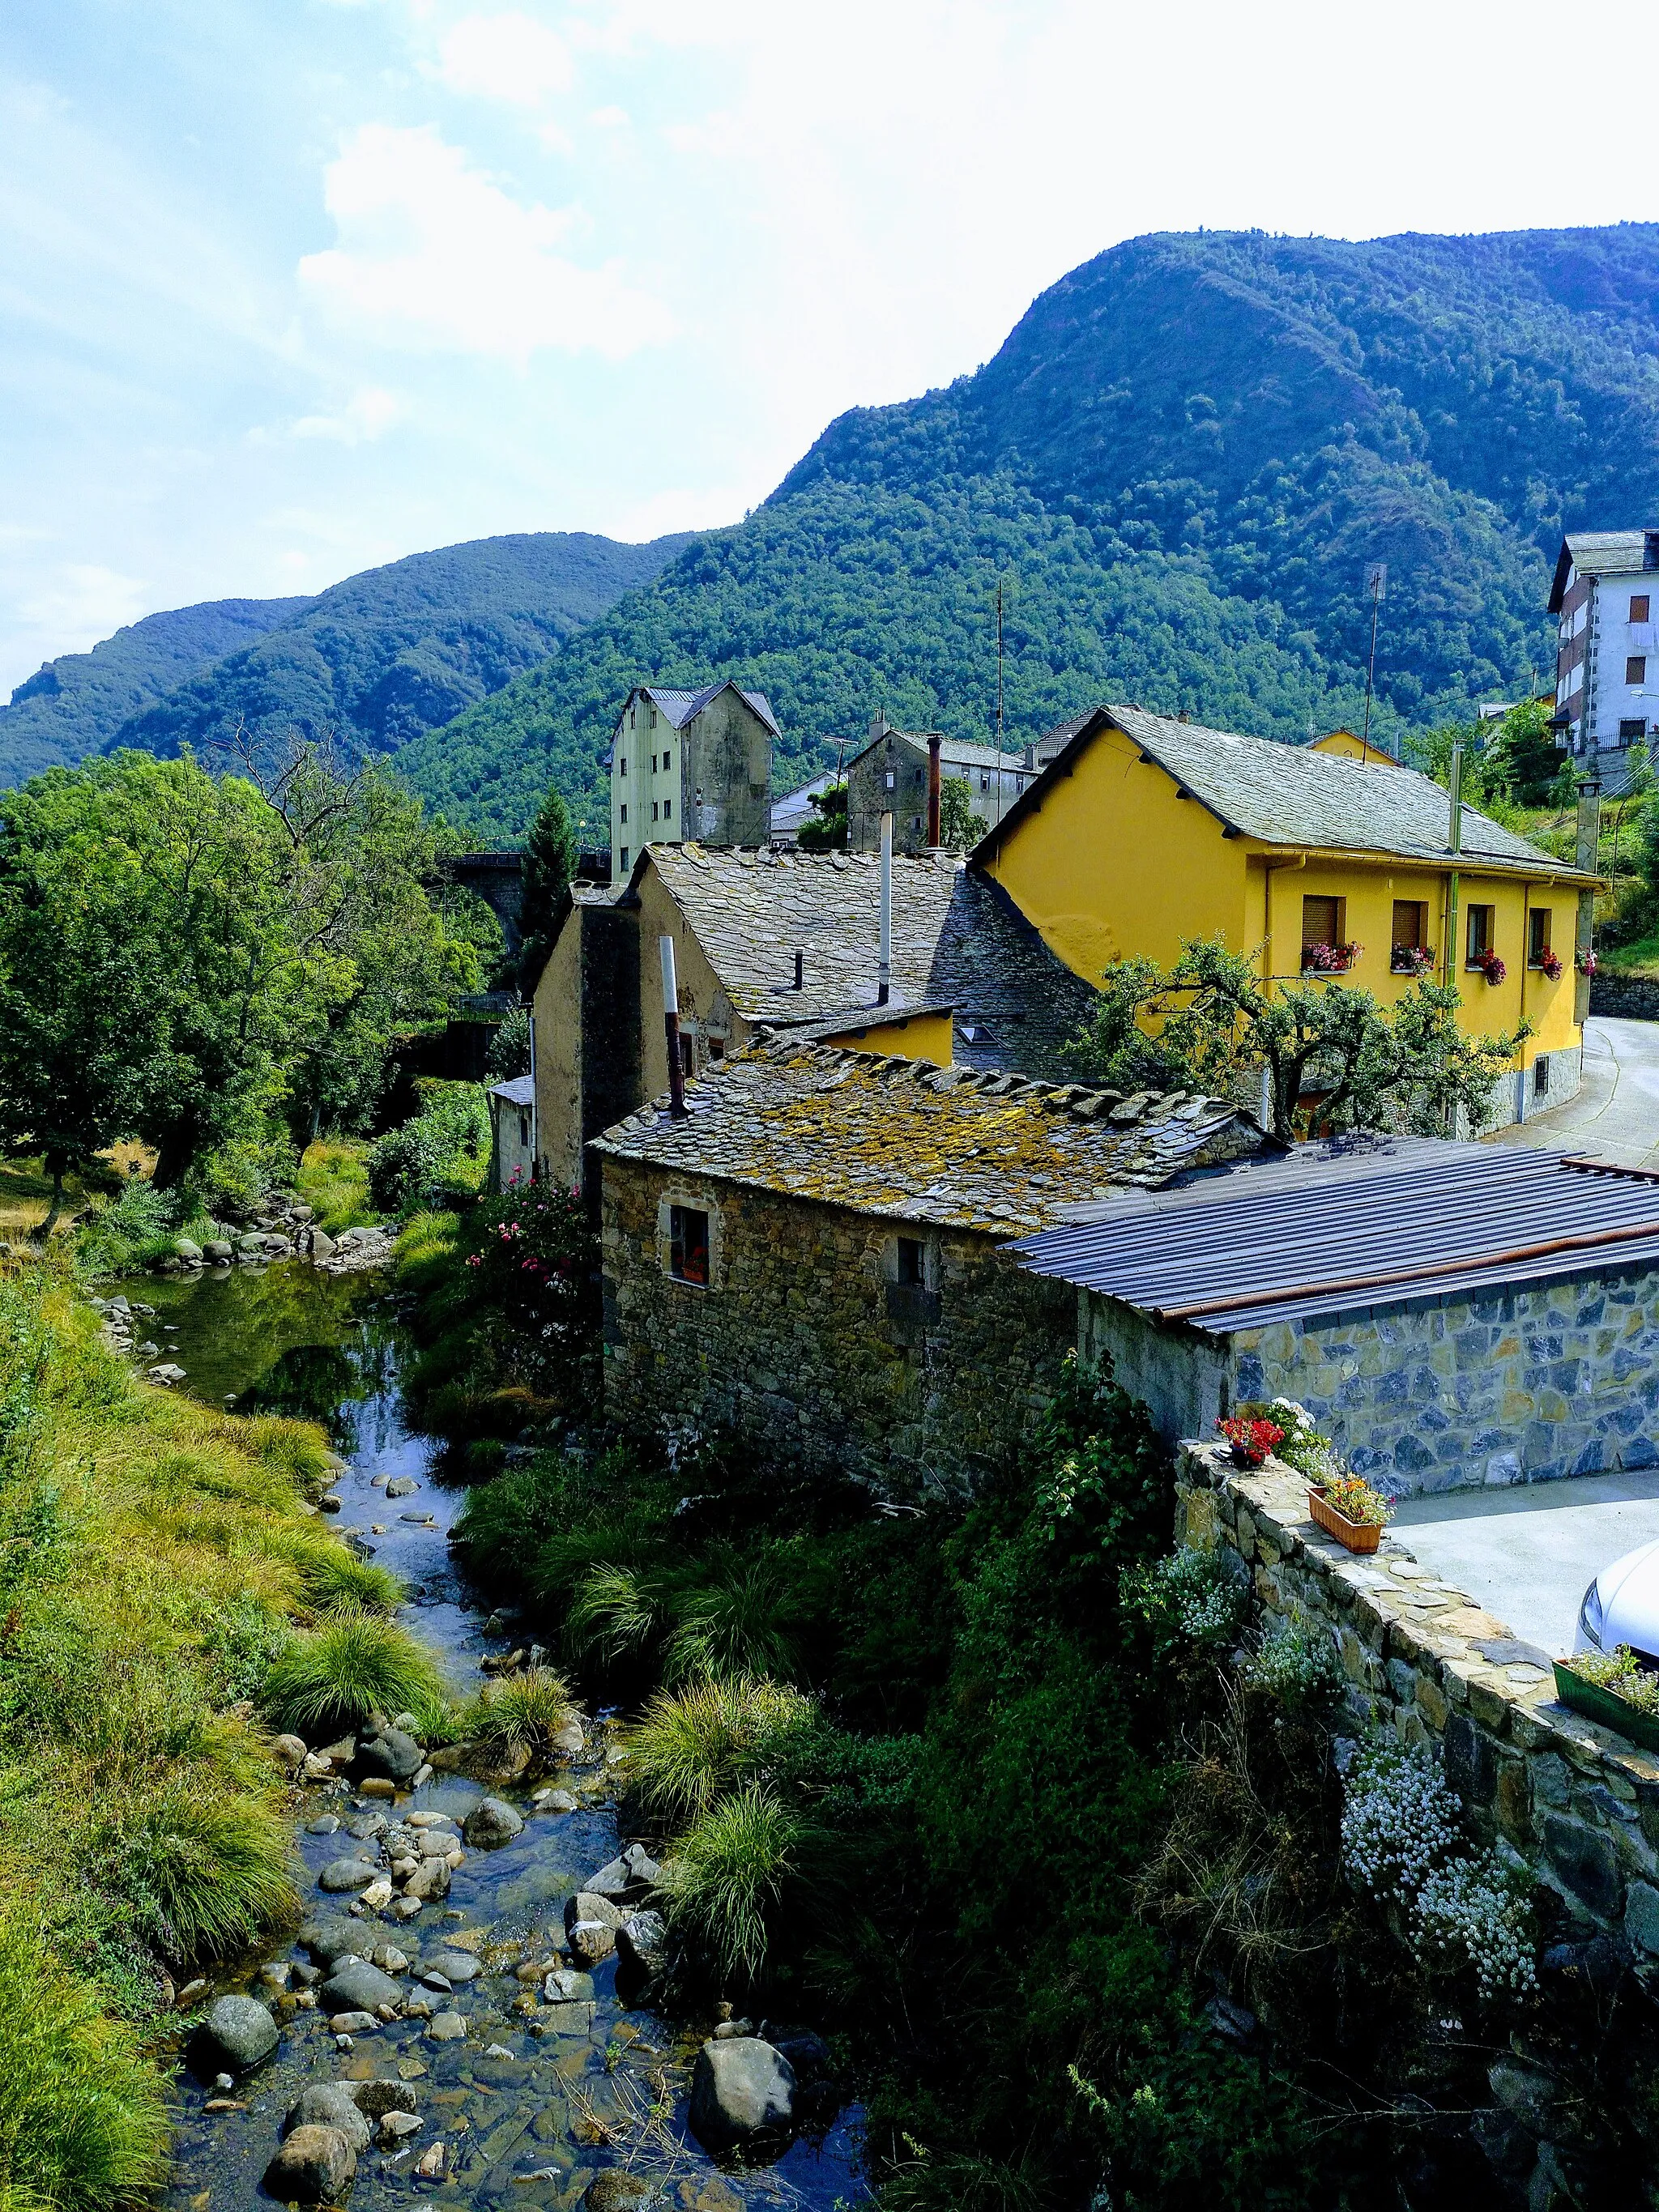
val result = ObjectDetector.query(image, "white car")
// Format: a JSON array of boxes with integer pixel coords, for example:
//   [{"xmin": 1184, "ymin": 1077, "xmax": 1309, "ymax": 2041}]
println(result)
[{"xmin": 1576, "ymin": 1536, "xmax": 1659, "ymax": 1661}]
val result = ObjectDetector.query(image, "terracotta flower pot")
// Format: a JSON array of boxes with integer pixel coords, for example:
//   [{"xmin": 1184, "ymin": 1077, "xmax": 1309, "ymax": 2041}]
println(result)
[{"xmin": 1308, "ymin": 1487, "xmax": 1382, "ymax": 1554}]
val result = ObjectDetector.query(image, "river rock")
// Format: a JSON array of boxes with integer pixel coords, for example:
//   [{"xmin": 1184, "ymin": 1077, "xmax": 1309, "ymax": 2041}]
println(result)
[
  {"xmin": 263, "ymin": 2124, "xmax": 356, "ymax": 2201},
  {"xmin": 350, "ymin": 2078, "xmax": 420, "ymax": 2118},
  {"xmin": 586, "ymin": 1843, "xmax": 661, "ymax": 1901},
  {"xmin": 583, "ymin": 2172, "xmax": 663, "ymax": 2210},
  {"xmin": 531, "ymin": 1788, "xmax": 578, "ymax": 1815},
  {"xmin": 428, "ymin": 1950, "xmax": 482, "ymax": 1984},
  {"xmin": 689, "ymin": 2037, "xmax": 797, "ymax": 2154},
  {"xmin": 301, "ymin": 1918, "xmax": 372, "ymax": 1967},
  {"xmin": 272, "ymin": 1733, "xmax": 309, "ymax": 1771},
  {"xmin": 358, "ymin": 1724, "xmax": 423, "ymax": 1784},
  {"xmin": 403, "ymin": 1856, "xmax": 450, "ymax": 1901},
  {"xmin": 565, "ymin": 1890, "xmax": 623, "ymax": 1937},
  {"xmin": 426, "ymin": 2011, "xmax": 467, "ymax": 2041},
  {"xmin": 551, "ymin": 1720, "xmax": 585, "ymax": 1757},
  {"xmin": 203, "ymin": 1239, "xmax": 234, "ymax": 1262},
  {"xmin": 317, "ymin": 1856, "xmax": 377, "ymax": 1893},
  {"xmin": 321, "ymin": 1958, "xmax": 403, "ymax": 2013},
  {"xmin": 173, "ymin": 1238, "xmax": 203, "ymax": 1262},
  {"xmin": 329, "ymin": 2010, "xmax": 378, "ymax": 2035},
  {"xmin": 283, "ymin": 2082, "xmax": 371, "ymax": 2151},
  {"xmin": 616, "ymin": 1910, "xmax": 667, "ymax": 1975},
  {"xmin": 194, "ymin": 1994, "xmax": 279, "ymax": 2074},
  {"xmin": 385, "ymin": 1476, "xmax": 418, "ymax": 1498},
  {"xmin": 462, "ymin": 1796, "xmax": 523, "ymax": 1848}
]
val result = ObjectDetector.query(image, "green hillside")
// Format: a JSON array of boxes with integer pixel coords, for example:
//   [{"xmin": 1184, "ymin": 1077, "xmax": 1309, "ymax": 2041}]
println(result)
[
  {"xmin": 404, "ymin": 223, "xmax": 1659, "ymax": 841},
  {"xmin": 0, "ymin": 596, "xmax": 308, "ymax": 783},
  {"xmin": 104, "ymin": 531, "xmax": 693, "ymax": 770}
]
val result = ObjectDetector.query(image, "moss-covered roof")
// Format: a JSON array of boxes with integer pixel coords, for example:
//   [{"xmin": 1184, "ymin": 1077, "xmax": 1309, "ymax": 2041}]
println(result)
[{"xmin": 592, "ymin": 1036, "xmax": 1266, "ymax": 1234}]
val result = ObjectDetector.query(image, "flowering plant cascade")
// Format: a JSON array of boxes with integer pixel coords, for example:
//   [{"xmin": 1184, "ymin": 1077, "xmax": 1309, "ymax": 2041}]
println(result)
[
  {"xmin": 1315, "ymin": 1471, "xmax": 1393, "ymax": 1528},
  {"xmin": 1538, "ymin": 949, "xmax": 1563, "ymax": 982},
  {"xmin": 1472, "ymin": 948, "xmax": 1507, "ymax": 987},
  {"xmin": 1390, "ymin": 944, "xmax": 1435, "ymax": 977},
  {"xmin": 1217, "ymin": 1413, "xmax": 1284, "ymax": 1467},
  {"xmin": 1301, "ymin": 940, "xmax": 1362, "ymax": 975},
  {"xmin": 1576, "ymin": 946, "xmax": 1599, "ymax": 978}
]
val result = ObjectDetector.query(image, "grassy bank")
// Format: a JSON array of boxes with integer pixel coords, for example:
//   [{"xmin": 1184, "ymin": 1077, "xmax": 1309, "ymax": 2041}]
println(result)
[{"xmin": 0, "ymin": 1259, "xmax": 380, "ymax": 2207}]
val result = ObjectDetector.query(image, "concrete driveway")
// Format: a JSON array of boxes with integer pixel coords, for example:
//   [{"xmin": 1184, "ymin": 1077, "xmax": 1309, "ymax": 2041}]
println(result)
[
  {"xmin": 1392, "ymin": 1472, "xmax": 1659, "ymax": 1657},
  {"xmin": 1495, "ymin": 1016, "xmax": 1659, "ymax": 1170}
]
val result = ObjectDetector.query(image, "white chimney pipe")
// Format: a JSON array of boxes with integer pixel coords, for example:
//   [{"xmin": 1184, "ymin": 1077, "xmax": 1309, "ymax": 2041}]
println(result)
[
  {"xmin": 659, "ymin": 934, "xmax": 689, "ymax": 1117},
  {"xmin": 878, "ymin": 811, "xmax": 892, "ymax": 1004}
]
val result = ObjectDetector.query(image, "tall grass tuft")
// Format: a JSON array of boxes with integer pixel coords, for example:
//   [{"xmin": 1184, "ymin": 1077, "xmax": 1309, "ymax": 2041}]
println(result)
[
  {"xmin": 0, "ymin": 1908, "xmax": 169, "ymax": 2210},
  {"xmin": 626, "ymin": 1674, "xmax": 813, "ymax": 1824},
  {"xmin": 457, "ymin": 1666, "xmax": 582, "ymax": 1758},
  {"xmin": 663, "ymin": 1552, "xmax": 800, "ymax": 1683},
  {"xmin": 112, "ymin": 1780, "xmax": 297, "ymax": 1963},
  {"xmin": 659, "ymin": 1784, "xmax": 806, "ymax": 1983},
  {"xmin": 262, "ymin": 1608, "xmax": 449, "ymax": 1739}
]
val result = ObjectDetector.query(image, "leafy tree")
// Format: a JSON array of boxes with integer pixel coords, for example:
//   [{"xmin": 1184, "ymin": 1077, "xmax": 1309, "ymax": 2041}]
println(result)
[
  {"xmin": 517, "ymin": 782, "xmax": 578, "ymax": 995},
  {"xmin": 486, "ymin": 1008, "xmax": 531, "ymax": 1080},
  {"xmin": 1483, "ymin": 697, "xmax": 1565, "ymax": 804},
  {"xmin": 936, "ymin": 774, "xmax": 978, "ymax": 851},
  {"xmin": 1064, "ymin": 936, "xmax": 1528, "ymax": 1140},
  {"xmin": 795, "ymin": 782, "xmax": 848, "ymax": 853}
]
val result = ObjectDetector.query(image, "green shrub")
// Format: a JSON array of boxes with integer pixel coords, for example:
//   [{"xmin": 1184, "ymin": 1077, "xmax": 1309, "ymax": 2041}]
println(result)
[
  {"xmin": 456, "ymin": 1666, "xmax": 581, "ymax": 1757},
  {"xmin": 296, "ymin": 1140, "xmax": 377, "ymax": 1235},
  {"xmin": 626, "ymin": 1674, "xmax": 813, "ymax": 1825},
  {"xmin": 262, "ymin": 1609, "xmax": 449, "ymax": 1738},
  {"xmin": 75, "ymin": 1179, "xmax": 173, "ymax": 1276},
  {"xmin": 183, "ymin": 1134, "xmax": 298, "ymax": 1224},
  {"xmin": 0, "ymin": 1909, "xmax": 169, "ymax": 2210},
  {"xmin": 1124, "ymin": 1545, "xmax": 1249, "ymax": 1656},
  {"xmin": 111, "ymin": 1780, "xmax": 297, "ymax": 1963},
  {"xmin": 368, "ymin": 1085, "xmax": 490, "ymax": 1214},
  {"xmin": 1241, "ymin": 1618, "xmax": 1343, "ymax": 1708},
  {"xmin": 659, "ymin": 1783, "xmax": 809, "ymax": 1983}
]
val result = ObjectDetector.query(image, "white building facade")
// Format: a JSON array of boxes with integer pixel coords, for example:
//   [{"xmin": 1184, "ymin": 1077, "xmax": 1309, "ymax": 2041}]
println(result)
[{"xmin": 1550, "ymin": 529, "xmax": 1659, "ymax": 777}]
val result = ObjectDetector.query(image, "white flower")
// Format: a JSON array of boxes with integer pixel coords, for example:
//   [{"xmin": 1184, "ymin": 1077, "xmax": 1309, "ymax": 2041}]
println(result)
[
  {"xmin": 1340, "ymin": 1742, "xmax": 1462, "ymax": 1899},
  {"xmin": 1414, "ymin": 1852, "xmax": 1537, "ymax": 1997}
]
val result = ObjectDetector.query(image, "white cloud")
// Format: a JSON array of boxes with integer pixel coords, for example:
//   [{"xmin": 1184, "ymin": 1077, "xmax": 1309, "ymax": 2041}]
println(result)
[
  {"xmin": 590, "ymin": 104, "xmax": 629, "ymax": 128},
  {"xmin": 433, "ymin": 13, "xmax": 573, "ymax": 104},
  {"xmin": 603, "ymin": 484, "xmax": 743, "ymax": 542},
  {"xmin": 19, "ymin": 565, "xmax": 148, "ymax": 652},
  {"xmin": 293, "ymin": 386, "xmax": 408, "ymax": 442},
  {"xmin": 297, "ymin": 124, "xmax": 670, "ymax": 363}
]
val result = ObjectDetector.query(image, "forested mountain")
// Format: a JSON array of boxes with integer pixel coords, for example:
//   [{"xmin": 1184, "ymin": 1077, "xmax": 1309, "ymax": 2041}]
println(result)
[
  {"xmin": 407, "ymin": 223, "xmax": 1659, "ymax": 842},
  {"xmin": 100, "ymin": 531, "xmax": 693, "ymax": 770},
  {"xmin": 0, "ymin": 595, "xmax": 307, "ymax": 782}
]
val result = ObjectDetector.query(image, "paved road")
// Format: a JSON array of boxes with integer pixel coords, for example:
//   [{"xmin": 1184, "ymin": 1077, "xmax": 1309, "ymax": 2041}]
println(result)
[
  {"xmin": 1393, "ymin": 1473, "xmax": 1659, "ymax": 1657},
  {"xmin": 1493, "ymin": 1016, "xmax": 1659, "ymax": 1170}
]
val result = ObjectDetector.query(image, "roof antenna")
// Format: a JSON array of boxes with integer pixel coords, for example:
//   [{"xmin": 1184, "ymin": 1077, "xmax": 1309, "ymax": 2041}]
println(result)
[
  {"xmin": 1360, "ymin": 561, "xmax": 1387, "ymax": 765},
  {"xmin": 993, "ymin": 576, "xmax": 1007, "ymax": 832}
]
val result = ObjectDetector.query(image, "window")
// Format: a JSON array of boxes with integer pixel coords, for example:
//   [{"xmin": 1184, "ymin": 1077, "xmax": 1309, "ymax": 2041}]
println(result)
[
  {"xmin": 1628, "ymin": 656, "xmax": 1648, "ymax": 685},
  {"xmin": 1622, "ymin": 719, "xmax": 1648, "ymax": 741},
  {"xmin": 619, "ymin": 846, "xmax": 629, "ymax": 867},
  {"xmin": 620, "ymin": 757, "xmax": 627, "ymax": 775},
  {"xmin": 1633, "ymin": 595, "xmax": 1650, "ymax": 624},
  {"xmin": 650, "ymin": 753, "xmax": 658, "ymax": 773},
  {"xmin": 663, "ymin": 747, "xmax": 672, "ymax": 769},
  {"xmin": 680, "ymin": 1034, "xmax": 693, "ymax": 1077},
  {"xmin": 652, "ymin": 801, "xmax": 659, "ymax": 821},
  {"xmin": 649, "ymin": 705, "xmax": 658, "ymax": 728},
  {"xmin": 518, "ymin": 1108, "xmax": 531, "ymax": 1148},
  {"xmin": 884, "ymin": 770, "xmax": 896, "ymax": 791},
  {"xmin": 708, "ymin": 1037, "xmax": 724, "ymax": 1060},
  {"xmin": 1301, "ymin": 894, "xmax": 1343, "ymax": 961},
  {"xmin": 1529, "ymin": 908, "xmax": 1552, "ymax": 966},
  {"xmin": 980, "ymin": 774, "xmax": 990, "ymax": 791},
  {"xmin": 1390, "ymin": 900, "xmax": 1429, "ymax": 971},
  {"xmin": 896, "ymin": 1236, "xmax": 926, "ymax": 1286},
  {"xmin": 1534, "ymin": 1055, "xmax": 1550, "ymax": 1098},
  {"xmin": 1465, "ymin": 904, "xmax": 1494, "ymax": 964},
  {"xmin": 619, "ymin": 803, "xmax": 628, "ymax": 823},
  {"xmin": 668, "ymin": 1205, "xmax": 709, "ymax": 1285},
  {"xmin": 663, "ymin": 797, "xmax": 672, "ymax": 820}
]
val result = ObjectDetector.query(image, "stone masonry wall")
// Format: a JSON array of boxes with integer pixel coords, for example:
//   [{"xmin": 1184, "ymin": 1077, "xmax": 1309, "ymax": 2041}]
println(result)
[
  {"xmin": 599, "ymin": 1157, "xmax": 1075, "ymax": 1494},
  {"xmin": 1227, "ymin": 1261, "xmax": 1659, "ymax": 1496},
  {"xmin": 1175, "ymin": 1440, "xmax": 1659, "ymax": 1964}
]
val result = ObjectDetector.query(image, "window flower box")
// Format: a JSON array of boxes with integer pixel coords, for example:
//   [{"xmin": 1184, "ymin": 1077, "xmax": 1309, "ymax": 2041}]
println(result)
[
  {"xmin": 1307, "ymin": 1473, "xmax": 1392, "ymax": 1554},
  {"xmin": 1301, "ymin": 940, "xmax": 1362, "ymax": 975},
  {"xmin": 1471, "ymin": 948, "xmax": 1507, "ymax": 987},
  {"xmin": 1390, "ymin": 944, "xmax": 1435, "ymax": 977},
  {"xmin": 1552, "ymin": 1655, "xmax": 1659, "ymax": 1754},
  {"xmin": 1537, "ymin": 950, "xmax": 1563, "ymax": 981}
]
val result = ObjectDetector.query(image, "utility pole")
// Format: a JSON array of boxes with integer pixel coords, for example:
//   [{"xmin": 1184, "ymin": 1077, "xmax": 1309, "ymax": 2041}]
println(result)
[
  {"xmin": 993, "ymin": 576, "xmax": 1008, "ymax": 830},
  {"xmin": 1360, "ymin": 561, "xmax": 1386, "ymax": 763}
]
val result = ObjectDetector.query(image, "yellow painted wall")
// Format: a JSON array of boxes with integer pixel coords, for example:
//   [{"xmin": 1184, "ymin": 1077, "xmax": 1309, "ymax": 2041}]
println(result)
[
  {"xmin": 1310, "ymin": 728, "xmax": 1400, "ymax": 764},
  {"xmin": 815, "ymin": 1008, "xmax": 954, "ymax": 1066},
  {"xmin": 979, "ymin": 722, "xmax": 1252, "ymax": 983}
]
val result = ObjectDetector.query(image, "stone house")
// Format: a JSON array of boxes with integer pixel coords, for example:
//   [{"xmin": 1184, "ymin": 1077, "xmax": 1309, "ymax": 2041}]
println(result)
[
  {"xmin": 975, "ymin": 702, "xmax": 1597, "ymax": 1130},
  {"xmin": 593, "ymin": 1036, "xmax": 1267, "ymax": 1490},
  {"xmin": 1013, "ymin": 1139, "xmax": 1659, "ymax": 1494},
  {"xmin": 607, "ymin": 682, "xmax": 778, "ymax": 879},
  {"xmin": 844, "ymin": 714, "xmax": 1036, "ymax": 854},
  {"xmin": 531, "ymin": 842, "xmax": 1098, "ymax": 1191},
  {"xmin": 486, "ymin": 1075, "xmax": 536, "ymax": 1195}
]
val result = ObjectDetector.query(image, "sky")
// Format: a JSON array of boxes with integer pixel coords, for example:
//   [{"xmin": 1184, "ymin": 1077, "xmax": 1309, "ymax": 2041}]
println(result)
[{"xmin": 2, "ymin": 0, "xmax": 1652, "ymax": 697}]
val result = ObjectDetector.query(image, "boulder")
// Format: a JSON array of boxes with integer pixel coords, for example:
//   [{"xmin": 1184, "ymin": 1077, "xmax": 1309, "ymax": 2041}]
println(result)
[
  {"xmin": 532, "ymin": 1788, "xmax": 578, "ymax": 1815},
  {"xmin": 616, "ymin": 1910, "xmax": 667, "ymax": 1976},
  {"xmin": 586, "ymin": 1843, "xmax": 662, "ymax": 1902},
  {"xmin": 194, "ymin": 1994, "xmax": 279, "ymax": 2075},
  {"xmin": 300, "ymin": 1919, "xmax": 369, "ymax": 1967},
  {"xmin": 283, "ymin": 2082, "xmax": 372, "ymax": 2152},
  {"xmin": 689, "ymin": 2037, "xmax": 797, "ymax": 2154},
  {"xmin": 551, "ymin": 1720, "xmax": 585, "ymax": 1758},
  {"xmin": 203, "ymin": 1239, "xmax": 234, "ymax": 1263},
  {"xmin": 321, "ymin": 1958, "xmax": 403, "ymax": 2014},
  {"xmin": 308, "ymin": 1229, "xmax": 337, "ymax": 1261},
  {"xmin": 583, "ymin": 2175, "xmax": 661, "ymax": 2211},
  {"xmin": 351, "ymin": 2078, "xmax": 420, "ymax": 2119},
  {"xmin": 564, "ymin": 1890, "xmax": 624, "ymax": 1937},
  {"xmin": 403, "ymin": 1856, "xmax": 451, "ymax": 1901},
  {"xmin": 357, "ymin": 1724, "xmax": 423, "ymax": 1784},
  {"xmin": 426, "ymin": 2011, "xmax": 467, "ymax": 2041},
  {"xmin": 272, "ymin": 1733, "xmax": 309, "ymax": 1771},
  {"xmin": 173, "ymin": 1238, "xmax": 203, "ymax": 1262},
  {"xmin": 462, "ymin": 1796, "xmax": 524, "ymax": 1848},
  {"xmin": 262, "ymin": 2125, "xmax": 356, "ymax": 2202},
  {"xmin": 568, "ymin": 1919, "xmax": 617, "ymax": 1968},
  {"xmin": 317, "ymin": 1856, "xmax": 378, "ymax": 1894}
]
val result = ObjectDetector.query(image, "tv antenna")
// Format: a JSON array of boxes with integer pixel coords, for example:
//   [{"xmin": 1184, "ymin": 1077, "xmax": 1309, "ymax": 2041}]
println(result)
[{"xmin": 1360, "ymin": 561, "xmax": 1387, "ymax": 763}]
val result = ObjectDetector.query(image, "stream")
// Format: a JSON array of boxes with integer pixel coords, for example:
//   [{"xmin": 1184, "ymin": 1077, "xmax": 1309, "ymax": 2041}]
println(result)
[{"xmin": 138, "ymin": 1260, "xmax": 868, "ymax": 2212}]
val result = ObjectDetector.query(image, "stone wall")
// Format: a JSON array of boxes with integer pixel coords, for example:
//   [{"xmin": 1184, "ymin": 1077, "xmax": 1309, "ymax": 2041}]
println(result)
[
  {"xmin": 599, "ymin": 1157, "xmax": 1075, "ymax": 1493},
  {"xmin": 1590, "ymin": 974, "xmax": 1659, "ymax": 1024},
  {"xmin": 1174, "ymin": 1440, "xmax": 1659, "ymax": 1962},
  {"xmin": 1222, "ymin": 1264, "xmax": 1659, "ymax": 1495}
]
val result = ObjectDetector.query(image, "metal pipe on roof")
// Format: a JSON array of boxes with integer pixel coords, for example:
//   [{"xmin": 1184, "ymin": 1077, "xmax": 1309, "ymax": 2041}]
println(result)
[
  {"xmin": 878, "ymin": 812, "xmax": 893, "ymax": 1004},
  {"xmin": 660, "ymin": 935, "xmax": 689, "ymax": 1119},
  {"xmin": 1153, "ymin": 1213, "xmax": 1659, "ymax": 1324},
  {"xmin": 927, "ymin": 735, "xmax": 942, "ymax": 849}
]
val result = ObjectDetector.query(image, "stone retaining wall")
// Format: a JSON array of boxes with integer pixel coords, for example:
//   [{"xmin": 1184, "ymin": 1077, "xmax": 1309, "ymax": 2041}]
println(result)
[
  {"xmin": 1589, "ymin": 974, "xmax": 1659, "ymax": 1024},
  {"xmin": 1175, "ymin": 1439, "xmax": 1659, "ymax": 1958}
]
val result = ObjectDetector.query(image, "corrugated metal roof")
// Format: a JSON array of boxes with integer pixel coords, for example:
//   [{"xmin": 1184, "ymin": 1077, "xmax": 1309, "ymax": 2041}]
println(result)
[
  {"xmin": 638, "ymin": 682, "xmax": 782, "ymax": 737},
  {"xmin": 1011, "ymin": 1144, "xmax": 1659, "ymax": 1332}
]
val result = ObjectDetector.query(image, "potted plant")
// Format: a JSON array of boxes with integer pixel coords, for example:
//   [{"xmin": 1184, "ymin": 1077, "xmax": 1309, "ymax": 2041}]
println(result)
[
  {"xmin": 1472, "ymin": 947, "xmax": 1508, "ymax": 987},
  {"xmin": 1538, "ymin": 948, "xmax": 1563, "ymax": 982},
  {"xmin": 1390, "ymin": 944, "xmax": 1434, "ymax": 977},
  {"xmin": 1553, "ymin": 1645, "xmax": 1659, "ymax": 1753},
  {"xmin": 1576, "ymin": 947, "xmax": 1599, "ymax": 978},
  {"xmin": 1307, "ymin": 1470, "xmax": 1392, "ymax": 1554},
  {"xmin": 1217, "ymin": 1413, "xmax": 1285, "ymax": 1468},
  {"xmin": 1301, "ymin": 940, "xmax": 1362, "ymax": 976}
]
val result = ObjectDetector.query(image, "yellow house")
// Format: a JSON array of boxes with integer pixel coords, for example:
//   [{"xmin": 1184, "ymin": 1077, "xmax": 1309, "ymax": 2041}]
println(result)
[
  {"xmin": 1308, "ymin": 727, "xmax": 1401, "ymax": 765},
  {"xmin": 972, "ymin": 704, "xmax": 1598, "ymax": 1126}
]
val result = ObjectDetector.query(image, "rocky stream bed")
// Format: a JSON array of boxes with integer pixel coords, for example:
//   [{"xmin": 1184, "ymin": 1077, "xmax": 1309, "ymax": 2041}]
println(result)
[{"xmin": 128, "ymin": 1260, "xmax": 868, "ymax": 2212}]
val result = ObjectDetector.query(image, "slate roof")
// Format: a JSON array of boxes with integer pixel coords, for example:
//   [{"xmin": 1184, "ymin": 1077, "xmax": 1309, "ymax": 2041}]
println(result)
[
  {"xmin": 643, "ymin": 843, "xmax": 1098, "ymax": 1076},
  {"xmin": 488, "ymin": 1075, "xmax": 536, "ymax": 1106},
  {"xmin": 846, "ymin": 729, "xmax": 1028, "ymax": 775},
  {"xmin": 770, "ymin": 774, "xmax": 833, "ymax": 839},
  {"xmin": 1550, "ymin": 531, "xmax": 1659, "ymax": 612},
  {"xmin": 632, "ymin": 682, "xmax": 782, "ymax": 737},
  {"xmin": 975, "ymin": 704, "xmax": 1595, "ymax": 883},
  {"xmin": 593, "ymin": 1037, "xmax": 1267, "ymax": 1234}
]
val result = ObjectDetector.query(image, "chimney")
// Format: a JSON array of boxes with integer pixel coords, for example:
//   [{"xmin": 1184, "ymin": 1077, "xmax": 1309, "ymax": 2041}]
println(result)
[
  {"xmin": 927, "ymin": 735, "xmax": 942, "ymax": 848},
  {"xmin": 1177, "ymin": 709, "xmax": 1190, "ymax": 723},
  {"xmin": 659, "ymin": 936, "xmax": 689, "ymax": 1118},
  {"xmin": 878, "ymin": 812, "xmax": 893, "ymax": 1004}
]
